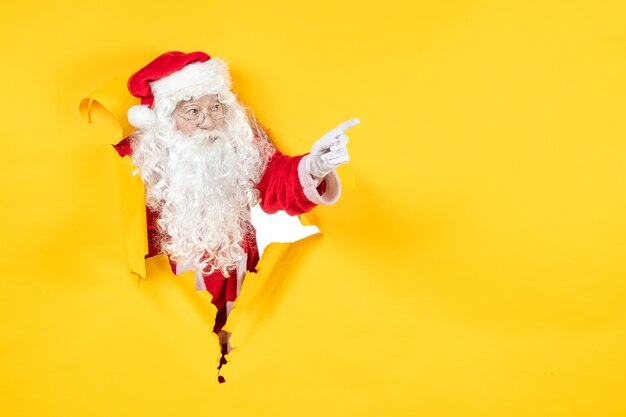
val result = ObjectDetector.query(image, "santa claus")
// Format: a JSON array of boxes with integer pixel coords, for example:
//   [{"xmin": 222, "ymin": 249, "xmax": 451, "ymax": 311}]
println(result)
[{"xmin": 114, "ymin": 51, "xmax": 358, "ymax": 360}]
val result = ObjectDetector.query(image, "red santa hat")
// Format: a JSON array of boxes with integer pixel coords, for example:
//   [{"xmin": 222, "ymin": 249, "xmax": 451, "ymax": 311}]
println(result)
[{"xmin": 126, "ymin": 51, "xmax": 231, "ymax": 130}]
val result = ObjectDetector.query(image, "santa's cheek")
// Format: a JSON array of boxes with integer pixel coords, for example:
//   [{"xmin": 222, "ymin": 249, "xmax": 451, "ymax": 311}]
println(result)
[
  {"xmin": 175, "ymin": 119, "xmax": 195, "ymax": 135},
  {"xmin": 210, "ymin": 118, "xmax": 225, "ymax": 130}
]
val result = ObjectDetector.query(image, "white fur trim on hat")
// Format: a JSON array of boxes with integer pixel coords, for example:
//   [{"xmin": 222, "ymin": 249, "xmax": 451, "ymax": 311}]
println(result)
[
  {"xmin": 127, "ymin": 105, "xmax": 157, "ymax": 130},
  {"xmin": 151, "ymin": 58, "xmax": 231, "ymax": 104}
]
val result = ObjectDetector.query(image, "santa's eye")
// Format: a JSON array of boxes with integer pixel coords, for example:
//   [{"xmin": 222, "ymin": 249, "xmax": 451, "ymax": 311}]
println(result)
[{"xmin": 186, "ymin": 108, "xmax": 199, "ymax": 115}]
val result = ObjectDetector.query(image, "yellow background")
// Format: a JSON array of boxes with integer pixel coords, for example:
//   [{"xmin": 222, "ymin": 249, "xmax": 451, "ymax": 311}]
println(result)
[{"xmin": 2, "ymin": 1, "xmax": 626, "ymax": 416}]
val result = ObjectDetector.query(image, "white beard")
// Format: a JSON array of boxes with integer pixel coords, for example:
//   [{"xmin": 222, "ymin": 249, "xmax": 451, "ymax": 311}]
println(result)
[{"xmin": 130, "ymin": 113, "xmax": 270, "ymax": 276}]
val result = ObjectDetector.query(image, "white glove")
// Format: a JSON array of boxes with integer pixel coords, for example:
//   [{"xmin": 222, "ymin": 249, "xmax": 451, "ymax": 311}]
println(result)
[{"xmin": 306, "ymin": 118, "xmax": 360, "ymax": 182}]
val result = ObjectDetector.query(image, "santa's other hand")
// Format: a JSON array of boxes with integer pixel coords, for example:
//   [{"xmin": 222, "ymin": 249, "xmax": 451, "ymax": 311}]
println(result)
[{"xmin": 306, "ymin": 118, "xmax": 359, "ymax": 181}]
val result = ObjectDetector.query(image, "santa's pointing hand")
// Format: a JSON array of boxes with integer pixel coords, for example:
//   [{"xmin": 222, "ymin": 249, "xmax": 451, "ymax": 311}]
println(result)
[{"xmin": 306, "ymin": 118, "xmax": 360, "ymax": 183}]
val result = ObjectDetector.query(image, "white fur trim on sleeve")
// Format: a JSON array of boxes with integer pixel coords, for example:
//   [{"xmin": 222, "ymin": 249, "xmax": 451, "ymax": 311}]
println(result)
[{"xmin": 298, "ymin": 155, "xmax": 341, "ymax": 205}]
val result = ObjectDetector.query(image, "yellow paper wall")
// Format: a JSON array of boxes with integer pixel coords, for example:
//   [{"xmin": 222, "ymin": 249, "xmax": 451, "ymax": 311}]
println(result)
[{"xmin": 2, "ymin": 1, "xmax": 626, "ymax": 416}]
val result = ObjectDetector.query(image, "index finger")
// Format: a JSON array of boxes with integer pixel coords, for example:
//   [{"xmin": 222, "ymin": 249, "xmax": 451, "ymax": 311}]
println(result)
[{"xmin": 333, "ymin": 118, "xmax": 360, "ymax": 134}]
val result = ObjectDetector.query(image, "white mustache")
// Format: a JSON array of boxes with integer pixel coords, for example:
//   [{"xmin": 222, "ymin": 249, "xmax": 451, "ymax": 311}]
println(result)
[{"xmin": 185, "ymin": 129, "xmax": 229, "ymax": 145}]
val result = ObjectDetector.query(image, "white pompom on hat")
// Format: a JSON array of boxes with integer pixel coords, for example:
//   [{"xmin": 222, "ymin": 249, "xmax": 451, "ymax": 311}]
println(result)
[
  {"xmin": 127, "ymin": 104, "xmax": 157, "ymax": 131},
  {"xmin": 126, "ymin": 51, "xmax": 231, "ymax": 130}
]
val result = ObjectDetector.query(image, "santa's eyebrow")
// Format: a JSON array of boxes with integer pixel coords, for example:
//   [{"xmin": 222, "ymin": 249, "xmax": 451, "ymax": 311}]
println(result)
[
  {"xmin": 180, "ymin": 103, "xmax": 200, "ymax": 111},
  {"xmin": 178, "ymin": 95, "xmax": 220, "ymax": 109}
]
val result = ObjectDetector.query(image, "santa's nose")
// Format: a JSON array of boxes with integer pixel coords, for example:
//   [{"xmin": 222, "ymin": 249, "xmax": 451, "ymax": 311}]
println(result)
[{"xmin": 198, "ymin": 113, "xmax": 216, "ymax": 129}]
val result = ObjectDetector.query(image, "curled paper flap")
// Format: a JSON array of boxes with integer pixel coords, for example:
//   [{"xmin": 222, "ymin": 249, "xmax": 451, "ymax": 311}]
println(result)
[
  {"xmin": 80, "ymin": 75, "xmax": 148, "ymax": 278},
  {"xmin": 79, "ymin": 75, "xmax": 138, "ymax": 142}
]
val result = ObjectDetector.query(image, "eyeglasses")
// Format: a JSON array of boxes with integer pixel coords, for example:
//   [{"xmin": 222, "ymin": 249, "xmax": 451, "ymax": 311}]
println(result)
[{"xmin": 176, "ymin": 101, "xmax": 226, "ymax": 126}]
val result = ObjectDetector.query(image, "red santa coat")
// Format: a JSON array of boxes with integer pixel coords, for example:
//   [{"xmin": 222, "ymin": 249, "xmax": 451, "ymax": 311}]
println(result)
[{"xmin": 114, "ymin": 137, "xmax": 341, "ymax": 332}]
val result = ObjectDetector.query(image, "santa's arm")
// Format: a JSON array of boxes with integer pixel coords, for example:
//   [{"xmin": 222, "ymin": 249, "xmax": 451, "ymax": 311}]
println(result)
[
  {"xmin": 256, "ymin": 151, "xmax": 341, "ymax": 216},
  {"xmin": 257, "ymin": 119, "xmax": 359, "ymax": 215}
]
